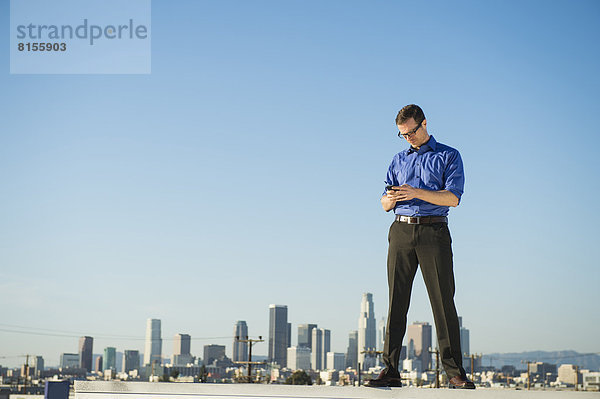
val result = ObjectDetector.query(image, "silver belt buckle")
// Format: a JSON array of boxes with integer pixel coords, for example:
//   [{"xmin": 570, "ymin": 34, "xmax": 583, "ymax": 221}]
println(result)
[{"xmin": 400, "ymin": 215, "xmax": 420, "ymax": 224}]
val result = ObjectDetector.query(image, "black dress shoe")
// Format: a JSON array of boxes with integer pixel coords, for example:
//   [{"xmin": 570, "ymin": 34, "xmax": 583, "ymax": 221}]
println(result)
[
  {"xmin": 365, "ymin": 368, "xmax": 402, "ymax": 388},
  {"xmin": 448, "ymin": 375, "xmax": 476, "ymax": 389}
]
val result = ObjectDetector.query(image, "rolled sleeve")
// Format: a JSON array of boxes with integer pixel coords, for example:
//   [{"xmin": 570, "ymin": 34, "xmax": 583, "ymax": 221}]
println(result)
[
  {"xmin": 382, "ymin": 156, "xmax": 398, "ymax": 197},
  {"xmin": 443, "ymin": 150, "xmax": 465, "ymax": 204}
]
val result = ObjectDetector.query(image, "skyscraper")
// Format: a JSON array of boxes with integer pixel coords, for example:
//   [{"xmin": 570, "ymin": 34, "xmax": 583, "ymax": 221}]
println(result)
[
  {"xmin": 377, "ymin": 318, "xmax": 386, "ymax": 366},
  {"xmin": 173, "ymin": 333, "xmax": 192, "ymax": 365},
  {"xmin": 459, "ymin": 316, "xmax": 470, "ymax": 356},
  {"xmin": 310, "ymin": 328, "xmax": 330, "ymax": 371},
  {"xmin": 326, "ymin": 352, "xmax": 346, "ymax": 371},
  {"xmin": 268, "ymin": 304, "xmax": 288, "ymax": 367},
  {"xmin": 78, "ymin": 336, "xmax": 93, "ymax": 373},
  {"xmin": 95, "ymin": 356, "xmax": 103, "ymax": 373},
  {"xmin": 322, "ymin": 329, "xmax": 331, "ymax": 369},
  {"xmin": 311, "ymin": 328, "xmax": 322, "ymax": 370},
  {"xmin": 346, "ymin": 330, "xmax": 358, "ymax": 369},
  {"xmin": 203, "ymin": 345, "xmax": 226, "ymax": 365},
  {"xmin": 144, "ymin": 318, "xmax": 162, "ymax": 366},
  {"xmin": 60, "ymin": 353, "xmax": 79, "ymax": 369},
  {"xmin": 406, "ymin": 321, "xmax": 432, "ymax": 371},
  {"xmin": 297, "ymin": 324, "xmax": 317, "ymax": 349},
  {"xmin": 233, "ymin": 321, "xmax": 249, "ymax": 362},
  {"xmin": 34, "ymin": 356, "xmax": 44, "ymax": 377},
  {"xmin": 358, "ymin": 293, "xmax": 376, "ymax": 370},
  {"xmin": 377, "ymin": 318, "xmax": 386, "ymax": 351},
  {"xmin": 287, "ymin": 347, "xmax": 311, "ymax": 370},
  {"xmin": 103, "ymin": 347, "xmax": 116, "ymax": 371},
  {"xmin": 123, "ymin": 350, "xmax": 140, "ymax": 373}
]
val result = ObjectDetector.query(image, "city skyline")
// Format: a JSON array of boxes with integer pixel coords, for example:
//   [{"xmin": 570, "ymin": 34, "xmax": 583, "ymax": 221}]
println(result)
[
  {"xmin": 1, "ymin": 0, "xmax": 599, "ymax": 367},
  {"xmin": 1, "ymin": 310, "xmax": 595, "ymax": 371},
  {"xmin": 0, "ymin": 291, "xmax": 593, "ymax": 369},
  {"xmin": 0, "ymin": 296, "xmax": 539, "ymax": 374},
  {"xmin": 0, "ymin": 294, "xmax": 428, "ymax": 368}
]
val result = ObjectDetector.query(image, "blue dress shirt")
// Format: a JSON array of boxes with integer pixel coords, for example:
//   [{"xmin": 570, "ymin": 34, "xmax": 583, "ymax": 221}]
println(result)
[{"xmin": 382, "ymin": 135, "xmax": 465, "ymax": 217}]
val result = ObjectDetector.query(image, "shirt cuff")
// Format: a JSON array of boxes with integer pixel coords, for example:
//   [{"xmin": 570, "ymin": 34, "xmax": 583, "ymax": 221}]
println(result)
[{"xmin": 445, "ymin": 188, "xmax": 463, "ymax": 204}]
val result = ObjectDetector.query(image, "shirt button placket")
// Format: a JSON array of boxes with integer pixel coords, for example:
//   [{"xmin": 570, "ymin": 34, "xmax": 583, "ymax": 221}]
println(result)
[{"xmin": 415, "ymin": 155, "xmax": 420, "ymax": 182}]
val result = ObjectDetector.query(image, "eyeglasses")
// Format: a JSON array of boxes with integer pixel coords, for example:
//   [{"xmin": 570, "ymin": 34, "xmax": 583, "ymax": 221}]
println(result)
[{"xmin": 398, "ymin": 121, "xmax": 422, "ymax": 138}]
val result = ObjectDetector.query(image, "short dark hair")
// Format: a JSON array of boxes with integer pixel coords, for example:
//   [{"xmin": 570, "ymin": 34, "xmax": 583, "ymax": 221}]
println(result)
[{"xmin": 395, "ymin": 104, "xmax": 425, "ymax": 126}]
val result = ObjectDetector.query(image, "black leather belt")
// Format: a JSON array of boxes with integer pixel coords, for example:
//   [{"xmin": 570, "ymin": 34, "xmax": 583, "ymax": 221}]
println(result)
[{"xmin": 395, "ymin": 215, "xmax": 448, "ymax": 224}]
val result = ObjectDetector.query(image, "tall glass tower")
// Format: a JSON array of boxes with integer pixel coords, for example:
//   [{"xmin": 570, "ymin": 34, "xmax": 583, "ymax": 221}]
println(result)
[
  {"xmin": 346, "ymin": 330, "xmax": 358, "ymax": 369},
  {"xmin": 268, "ymin": 304, "xmax": 288, "ymax": 367},
  {"xmin": 103, "ymin": 347, "xmax": 116, "ymax": 371},
  {"xmin": 144, "ymin": 318, "xmax": 162, "ymax": 366},
  {"xmin": 297, "ymin": 324, "xmax": 317, "ymax": 349},
  {"xmin": 78, "ymin": 336, "xmax": 93, "ymax": 372},
  {"xmin": 358, "ymin": 293, "xmax": 376, "ymax": 370},
  {"xmin": 233, "ymin": 321, "xmax": 248, "ymax": 362}
]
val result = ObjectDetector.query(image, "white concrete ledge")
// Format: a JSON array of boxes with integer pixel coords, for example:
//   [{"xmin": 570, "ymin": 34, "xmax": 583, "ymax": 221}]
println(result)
[{"xmin": 74, "ymin": 381, "xmax": 600, "ymax": 399}]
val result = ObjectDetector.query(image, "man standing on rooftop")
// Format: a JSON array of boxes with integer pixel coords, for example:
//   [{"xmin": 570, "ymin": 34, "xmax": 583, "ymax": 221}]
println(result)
[{"xmin": 366, "ymin": 104, "xmax": 475, "ymax": 389}]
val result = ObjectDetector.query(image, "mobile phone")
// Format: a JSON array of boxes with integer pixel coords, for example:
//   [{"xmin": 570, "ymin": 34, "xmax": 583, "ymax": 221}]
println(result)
[{"xmin": 386, "ymin": 185, "xmax": 398, "ymax": 191}]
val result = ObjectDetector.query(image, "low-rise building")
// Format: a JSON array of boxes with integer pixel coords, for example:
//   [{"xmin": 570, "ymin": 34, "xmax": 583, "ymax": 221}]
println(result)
[
  {"xmin": 558, "ymin": 364, "xmax": 581, "ymax": 386},
  {"xmin": 583, "ymin": 371, "xmax": 600, "ymax": 391}
]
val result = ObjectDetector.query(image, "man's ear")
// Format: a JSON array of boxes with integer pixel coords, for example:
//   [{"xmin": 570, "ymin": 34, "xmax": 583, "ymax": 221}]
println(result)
[{"xmin": 422, "ymin": 119, "xmax": 427, "ymax": 129}]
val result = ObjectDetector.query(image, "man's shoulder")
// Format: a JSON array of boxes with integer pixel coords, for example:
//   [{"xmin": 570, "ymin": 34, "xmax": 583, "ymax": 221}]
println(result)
[{"xmin": 433, "ymin": 140, "xmax": 461, "ymax": 157}]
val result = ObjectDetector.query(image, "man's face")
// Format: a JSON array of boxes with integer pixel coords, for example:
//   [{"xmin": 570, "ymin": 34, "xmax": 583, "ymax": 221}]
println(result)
[{"xmin": 397, "ymin": 118, "xmax": 429, "ymax": 148}]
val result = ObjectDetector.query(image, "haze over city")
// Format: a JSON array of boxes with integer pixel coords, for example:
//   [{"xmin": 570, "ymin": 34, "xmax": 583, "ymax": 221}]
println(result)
[{"xmin": 1, "ymin": 0, "xmax": 599, "ymax": 372}]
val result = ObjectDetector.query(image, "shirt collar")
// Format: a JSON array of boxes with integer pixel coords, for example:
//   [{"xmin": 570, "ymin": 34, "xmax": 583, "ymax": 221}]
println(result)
[{"xmin": 407, "ymin": 135, "xmax": 437, "ymax": 154}]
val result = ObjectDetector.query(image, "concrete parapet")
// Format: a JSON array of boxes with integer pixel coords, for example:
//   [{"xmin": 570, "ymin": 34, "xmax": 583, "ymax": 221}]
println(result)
[{"xmin": 74, "ymin": 381, "xmax": 600, "ymax": 399}]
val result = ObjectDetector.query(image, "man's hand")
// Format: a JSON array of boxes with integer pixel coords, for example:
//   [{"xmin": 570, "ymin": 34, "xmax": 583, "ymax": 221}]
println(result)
[
  {"xmin": 381, "ymin": 186, "xmax": 404, "ymax": 212},
  {"xmin": 395, "ymin": 184, "xmax": 419, "ymax": 201},
  {"xmin": 381, "ymin": 184, "xmax": 460, "ymax": 211}
]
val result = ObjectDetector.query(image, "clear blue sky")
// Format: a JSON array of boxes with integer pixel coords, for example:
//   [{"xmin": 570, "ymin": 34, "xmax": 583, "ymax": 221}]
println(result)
[{"xmin": 1, "ymin": 0, "xmax": 599, "ymax": 368}]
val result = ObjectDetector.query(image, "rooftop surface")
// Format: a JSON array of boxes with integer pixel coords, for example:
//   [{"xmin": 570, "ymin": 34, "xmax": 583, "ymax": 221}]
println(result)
[{"xmin": 75, "ymin": 381, "xmax": 600, "ymax": 399}]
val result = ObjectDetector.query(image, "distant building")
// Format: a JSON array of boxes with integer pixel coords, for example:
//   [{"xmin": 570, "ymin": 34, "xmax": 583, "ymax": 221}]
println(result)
[
  {"xmin": 21, "ymin": 364, "xmax": 33, "ymax": 378},
  {"xmin": 123, "ymin": 350, "xmax": 140, "ymax": 373},
  {"xmin": 358, "ymin": 293, "xmax": 376, "ymax": 370},
  {"xmin": 60, "ymin": 353, "xmax": 79, "ymax": 369},
  {"xmin": 268, "ymin": 304, "xmax": 288, "ymax": 367},
  {"xmin": 95, "ymin": 356, "xmax": 103, "ymax": 373},
  {"xmin": 287, "ymin": 323, "xmax": 292, "ymax": 348},
  {"xmin": 34, "ymin": 356, "xmax": 44, "ymax": 377},
  {"xmin": 144, "ymin": 318, "xmax": 162, "ymax": 366},
  {"xmin": 311, "ymin": 328, "xmax": 322, "ymax": 371},
  {"xmin": 310, "ymin": 328, "xmax": 330, "ymax": 371},
  {"xmin": 79, "ymin": 336, "xmax": 93, "ymax": 373},
  {"xmin": 346, "ymin": 330, "xmax": 358, "ymax": 369},
  {"xmin": 287, "ymin": 346, "xmax": 311, "ymax": 370},
  {"xmin": 103, "ymin": 347, "xmax": 116, "ymax": 371},
  {"xmin": 558, "ymin": 364, "xmax": 581, "ymax": 386},
  {"xmin": 529, "ymin": 362, "xmax": 557, "ymax": 376},
  {"xmin": 297, "ymin": 324, "xmax": 317, "ymax": 349},
  {"xmin": 377, "ymin": 318, "xmax": 386, "ymax": 351},
  {"xmin": 203, "ymin": 345, "xmax": 226, "ymax": 366},
  {"xmin": 406, "ymin": 321, "xmax": 432, "ymax": 371},
  {"xmin": 233, "ymin": 321, "xmax": 248, "ymax": 363},
  {"xmin": 173, "ymin": 334, "xmax": 193, "ymax": 365},
  {"xmin": 326, "ymin": 352, "xmax": 345, "ymax": 371},
  {"xmin": 458, "ymin": 316, "xmax": 470, "ymax": 356},
  {"xmin": 403, "ymin": 358, "xmax": 422, "ymax": 373},
  {"xmin": 377, "ymin": 318, "xmax": 386, "ymax": 366},
  {"xmin": 583, "ymin": 371, "xmax": 600, "ymax": 391}
]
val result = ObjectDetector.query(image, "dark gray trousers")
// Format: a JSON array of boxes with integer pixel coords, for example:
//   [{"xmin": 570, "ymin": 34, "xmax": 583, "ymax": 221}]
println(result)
[{"xmin": 382, "ymin": 220, "xmax": 466, "ymax": 379}]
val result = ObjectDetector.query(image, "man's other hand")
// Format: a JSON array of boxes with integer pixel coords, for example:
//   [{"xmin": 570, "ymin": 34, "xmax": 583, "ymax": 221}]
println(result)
[{"xmin": 395, "ymin": 184, "xmax": 419, "ymax": 201}]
